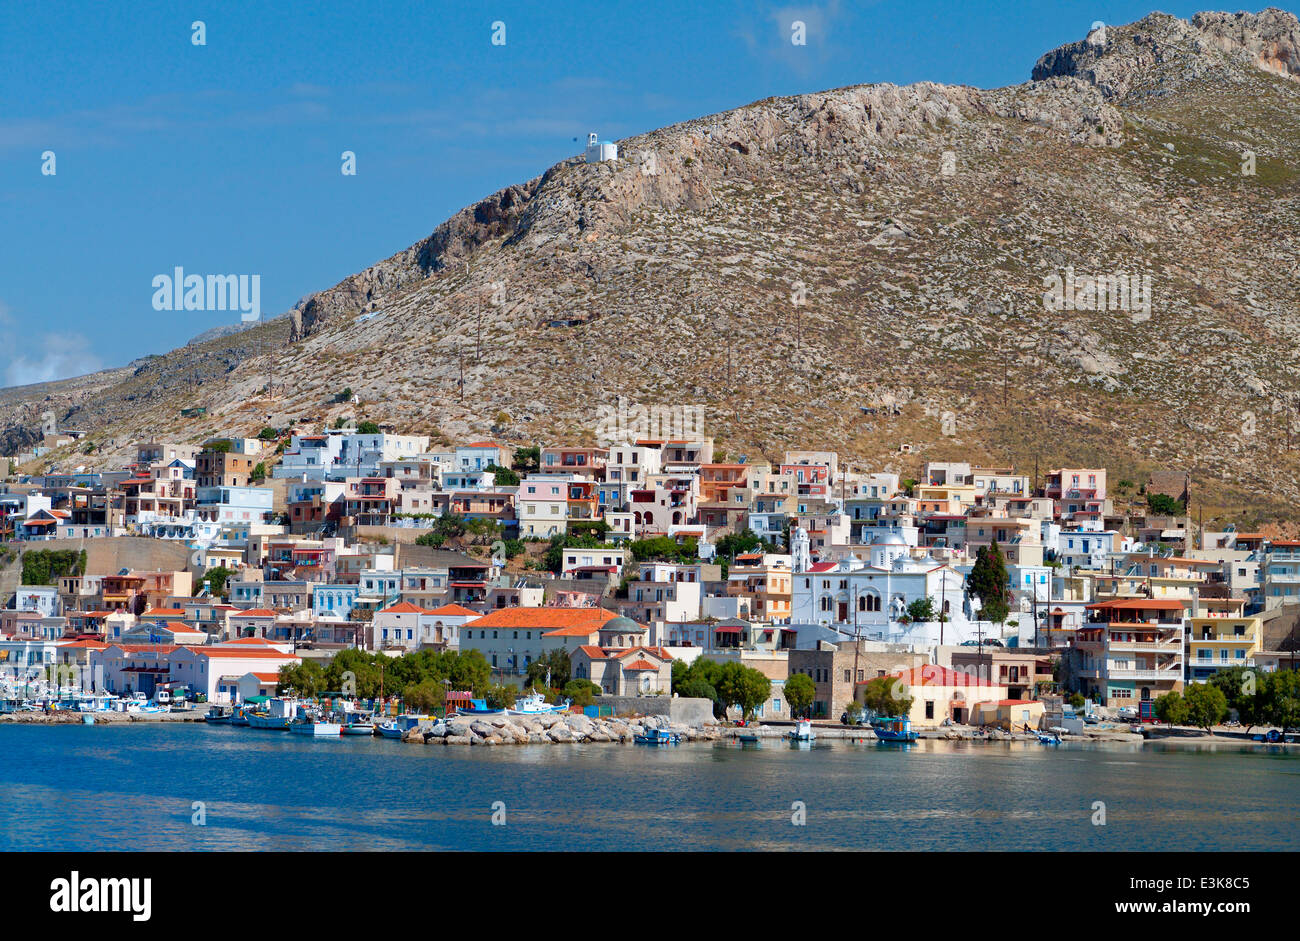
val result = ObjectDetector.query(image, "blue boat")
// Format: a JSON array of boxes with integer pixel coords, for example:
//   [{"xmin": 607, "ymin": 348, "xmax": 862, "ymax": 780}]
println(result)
[
  {"xmin": 1036, "ymin": 731, "xmax": 1061, "ymax": 745},
  {"xmin": 634, "ymin": 728, "xmax": 680, "ymax": 745},
  {"xmin": 870, "ymin": 716, "xmax": 919, "ymax": 742}
]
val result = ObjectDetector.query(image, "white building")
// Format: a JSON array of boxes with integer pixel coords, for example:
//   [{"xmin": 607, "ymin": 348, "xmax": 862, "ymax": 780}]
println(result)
[
  {"xmin": 790, "ymin": 531, "xmax": 995, "ymax": 646},
  {"xmin": 585, "ymin": 132, "xmax": 618, "ymax": 163}
]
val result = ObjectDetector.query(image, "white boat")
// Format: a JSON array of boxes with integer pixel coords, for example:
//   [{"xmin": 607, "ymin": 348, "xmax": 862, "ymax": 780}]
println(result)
[
  {"xmin": 788, "ymin": 719, "xmax": 816, "ymax": 742},
  {"xmin": 507, "ymin": 689, "xmax": 569, "ymax": 716},
  {"xmin": 246, "ymin": 697, "xmax": 300, "ymax": 730},
  {"xmin": 376, "ymin": 721, "xmax": 406, "ymax": 740},
  {"xmin": 290, "ymin": 718, "xmax": 342, "ymax": 737}
]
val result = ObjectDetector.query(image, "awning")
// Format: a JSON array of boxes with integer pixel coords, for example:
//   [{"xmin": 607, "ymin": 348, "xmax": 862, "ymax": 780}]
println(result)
[{"xmin": 712, "ymin": 625, "xmax": 742, "ymax": 633}]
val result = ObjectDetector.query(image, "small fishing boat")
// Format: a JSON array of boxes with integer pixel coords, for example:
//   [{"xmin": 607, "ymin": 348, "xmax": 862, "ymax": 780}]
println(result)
[
  {"xmin": 871, "ymin": 716, "xmax": 919, "ymax": 743},
  {"xmin": 737, "ymin": 732, "xmax": 760, "ymax": 744},
  {"xmin": 508, "ymin": 690, "xmax": 569, "ymax": 716},
  {"xmin": 204, "ymin": 705, "xmax": 234, "ymax": 724},
  {"xmin": 787, "ymin": 719, "xmax": 816, "ymax": 742},
  {"xmin": 1036, "ymin": 730, "xmax": 1062, "ymax": 745},
  {"xmin": 375, "ymin": 713, "xmax": 430, "ymax": 739},
  {"xmin": 246, "ymin": 697, "xmax": 299, "ymax": 730},
  {"xmin": 634, "ymin": 728, "xmax": 680, "ymax": 745},
  {"xmin": 453, "ymin": 698, "xmax": 507, "ymax": 718},
  {"xmin": 341, "ymin": 718, "xmax": 375, "ymax": 735},
  {"xmin": 290, "ymin": 716, "xmax": 342, "ymax": 737}
]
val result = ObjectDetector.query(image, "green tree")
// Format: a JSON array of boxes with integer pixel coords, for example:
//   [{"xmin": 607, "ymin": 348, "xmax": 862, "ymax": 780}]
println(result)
[
  {"xmin": 861, "ymin": 674, "xmax": 914, "ymax": 719},
  {"xmin": 195, "ymin": 566, "xmax": 237, "ymax": 599},
  {"xmin": 715, "ymin": 661, "xmax": 771, "ymax": 720},
  {"xmin": 563, "ymin": 678, "xmax": 599, "ymax": 707},
  {"xmin": 1146, "ymin": 493, "xmax": 1185, "ymax": 516},
  {"xmin": 278, "ymin": 660, "xmax": 326, "ymax": 698},
  {"xmin": 906, "ymin": 596, "xmax": 937, "ymax": 623},
  {"xmin": 512, "ymin": 446, "xmax": 540, "ymax": 472},
  {"xmin": 486, "ymin": 463, "xmax": 520, "ymax": 486},
  {"xmin": 357, "ymin": 420, "xmax": 381, "ymax": 435},
  {"xmin": 403, "ymin": 679, "xmax": 445, "ymax": 714},
  {"xmin": 968, "ymin": 543, "xmax": 1010, "ymax": 627},
  {"xmin": 525, "ymin": 648, "xmax": 571, "ymax": 691},
  {"xmin": 1260, "ymin": 669, "xmax": 1300, "ymax": 730},
  {"xmin": 1182, "ymin": 683, "xmax": 1228, "ymax": 730},
  {"xmin": 258, "ymin": 426, "xmax": 277, "ymax": 440},
  {"xmin": 250, "ymin": 462, "xmax": 267, "ymax": 483},
  {"xmin": 20, "ymin": 549, "xmax": 84, "ymax": 585},
  {"xmin": 784, "ymin": 672, "xmax": 816, "ymax": 718},
  {"xmin": 1068, "ymin": 692, "xmax": 1086, "ymax": 711},
  {"xmin": 484, "ymin": 683, "xmax": 518, "ymax": 709},
  {"xmin": 1152, "ymin": 690, "xmax": 1188, "ymax": 727},
  {"xmin": 1208, "ymin": 666, "xmax": 1265, "ymax": 731}
]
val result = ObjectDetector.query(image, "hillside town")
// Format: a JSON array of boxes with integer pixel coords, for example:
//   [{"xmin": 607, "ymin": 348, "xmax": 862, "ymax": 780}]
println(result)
[{"xmin": 1, "ymin": 417, "xmax": 1297, "ymax": 732}]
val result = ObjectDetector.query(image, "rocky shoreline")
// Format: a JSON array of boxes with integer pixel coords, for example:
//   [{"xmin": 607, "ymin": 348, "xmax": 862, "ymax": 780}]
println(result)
[{"xmin": 404, "ymin": 711, "xmax": 724, "ymax": 745}]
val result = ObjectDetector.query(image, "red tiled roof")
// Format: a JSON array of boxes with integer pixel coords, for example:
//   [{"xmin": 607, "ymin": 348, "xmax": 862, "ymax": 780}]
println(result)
[
  {"xmin": 425, "ymin": 603, "xmax": 479, "ymax": 617},
  {"xmin": 471, "ymin": 607, "xmax": 617, "ymax": 630},
  {"xmin": 190, "ymin": 649, "xmax": 300, "ymax": 660},
  {"xmin": 882, "ymin": 665, "xmax": 1000, "ymax": 688},
  {"xmin": 623, "ymin": 659, "xmax": 658, "ymax": 672},
  {"xmin": 379, "ymin": 601, "xmax": 426, "ymax": 614},
  {"xmin": 1085, "ymin": 598, "xmax": 1183, "ymax": 611},
  {"xmin": 235, "ymin": 608, "xmax": 277, "ymax": 618}
]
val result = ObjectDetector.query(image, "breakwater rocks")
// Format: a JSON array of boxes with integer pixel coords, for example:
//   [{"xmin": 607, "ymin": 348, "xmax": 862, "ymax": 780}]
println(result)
[{"xmin": 404, "ymin": 712, "xmax": 723, "ymax": 746}]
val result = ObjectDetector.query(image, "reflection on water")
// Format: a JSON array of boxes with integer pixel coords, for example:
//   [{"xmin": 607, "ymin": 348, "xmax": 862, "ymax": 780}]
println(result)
[{"xmin": 0, "ymin": 724, "xmax": 1296, "ymax": 851}]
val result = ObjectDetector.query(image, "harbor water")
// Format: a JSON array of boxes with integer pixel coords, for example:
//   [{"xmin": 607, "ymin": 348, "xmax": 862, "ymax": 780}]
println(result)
[{"xmin": 1, "ymin": 724, "xmax": 1296, "ymax": 851}]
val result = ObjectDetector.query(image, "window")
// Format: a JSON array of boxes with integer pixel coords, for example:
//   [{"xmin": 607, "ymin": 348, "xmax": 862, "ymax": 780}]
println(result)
[{"xmin": 925, "ymin": 701, "xmax": 935, "ymax": 719}]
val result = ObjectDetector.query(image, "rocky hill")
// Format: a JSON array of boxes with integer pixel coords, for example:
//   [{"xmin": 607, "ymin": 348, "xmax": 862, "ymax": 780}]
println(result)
[{"xmin": 6, "ymin": 9, "xmax": 1300, "ymax": 526}]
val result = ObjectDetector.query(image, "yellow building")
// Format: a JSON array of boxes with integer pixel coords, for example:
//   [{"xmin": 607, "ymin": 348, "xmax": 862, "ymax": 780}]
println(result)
[{"xmin": 1186, "ymin": 597, "xmax": 1262, "ymax": 682}]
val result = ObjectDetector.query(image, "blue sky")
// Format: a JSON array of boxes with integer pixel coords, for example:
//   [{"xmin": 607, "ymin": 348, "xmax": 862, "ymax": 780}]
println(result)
[{"xmin": 1, "ymin": 0, "xmax": 1291, "ymax": 387}]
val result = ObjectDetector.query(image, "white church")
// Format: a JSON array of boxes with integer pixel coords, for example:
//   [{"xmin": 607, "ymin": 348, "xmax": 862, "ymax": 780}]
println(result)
[{"xmin": 789, "ymin": 526, "xmax": 1006, "ymax": 647}]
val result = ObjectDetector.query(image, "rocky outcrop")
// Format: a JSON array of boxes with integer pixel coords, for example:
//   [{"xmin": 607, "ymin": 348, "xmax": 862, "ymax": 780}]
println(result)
[
  {"xmin": 411, "ymin": 713, "xmax": 722, "ymax": 746},
  {"xmin": 1033, "ymin": 9, "xmax": 1300, "ymax": 100}
]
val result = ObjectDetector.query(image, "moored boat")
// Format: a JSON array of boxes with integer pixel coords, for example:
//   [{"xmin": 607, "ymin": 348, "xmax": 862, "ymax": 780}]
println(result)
[
  {"xmin": 871, "ymin": 716, "xmax": 919, "ymax": 742},
  {"xmin": 507, "ymin": 690, "xmax": 569, "ymax": 716},
  {"xmin": 246, "ymin": 697, "xmax": 300, "ymax": 730},
  {"xmin": 290, "ymin": 717, "xmax": 342, "ymax": 736},
  {"xmin": 787, "ymin": 719, "xmax": 816, "ymax": 742},
  {"xmin": 634, "ymin": 728, "xmax": 680, "ymax": 745},
  {"xmin": 204, "ymin": 705, "xmax": 234, "ymax": 724}
]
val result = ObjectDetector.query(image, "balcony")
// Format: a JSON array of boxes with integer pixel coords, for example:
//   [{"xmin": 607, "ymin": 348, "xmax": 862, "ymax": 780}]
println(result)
[
  {"xmin": 1107, "ymin": 666, "xmax": 1182, "ymax": 681},
  {"xmin": 1109, "ymin": 639, "xmax": 1182, "ymax": 653}
]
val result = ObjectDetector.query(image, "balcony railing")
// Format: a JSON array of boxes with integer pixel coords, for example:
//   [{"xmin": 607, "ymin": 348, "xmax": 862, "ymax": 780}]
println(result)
[{"xmin": 1107, "ymin": 667, "xmax": 1182, "ymax": 681}]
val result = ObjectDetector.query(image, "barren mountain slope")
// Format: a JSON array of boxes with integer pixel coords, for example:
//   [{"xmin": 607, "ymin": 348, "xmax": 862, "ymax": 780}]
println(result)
[{"xmin": 8, "ymin": 9, "xmax": 1300, "ymax": 526}]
